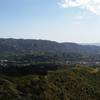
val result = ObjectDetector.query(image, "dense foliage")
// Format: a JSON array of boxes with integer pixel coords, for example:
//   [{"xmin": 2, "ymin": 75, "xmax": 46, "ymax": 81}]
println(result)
[{"xmin": 0, "ymin": 66, "xmax": 100, "ymax": 100}]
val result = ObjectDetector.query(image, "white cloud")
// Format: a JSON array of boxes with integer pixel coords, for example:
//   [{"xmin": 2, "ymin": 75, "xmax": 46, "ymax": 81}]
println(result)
[{"xmin": 59, "ymin": 0, "xmax": 100, "ymax": 15}]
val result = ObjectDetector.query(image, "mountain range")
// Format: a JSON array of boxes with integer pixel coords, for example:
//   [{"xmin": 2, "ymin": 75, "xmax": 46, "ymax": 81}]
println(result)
[{"xmin": 0, "ymin": 38, "xmax": 100, "ymax": 55}]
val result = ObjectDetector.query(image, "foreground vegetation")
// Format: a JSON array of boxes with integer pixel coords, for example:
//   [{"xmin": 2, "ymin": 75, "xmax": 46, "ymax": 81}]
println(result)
[{"xmin": 0, "ymin": 66, "xmax": 100, "ymax": 100}]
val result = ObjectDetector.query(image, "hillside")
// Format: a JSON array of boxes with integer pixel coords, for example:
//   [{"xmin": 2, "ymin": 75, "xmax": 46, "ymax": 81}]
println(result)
[
  {"xmin": 0, "ymin": 38, "xmax": 100, "ymax": 62},
  {"xmin": 0, "ymin": 66, "xmax": 100, "ymax": 100},
  {"xmin": 0, "ymin": 38, "xmax": 100, "ymax": 55}
]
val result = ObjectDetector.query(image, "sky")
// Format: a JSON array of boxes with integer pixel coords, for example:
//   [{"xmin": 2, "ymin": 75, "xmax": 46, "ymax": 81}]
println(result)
[{"xmin": 0, "ymin": 0, "xmax": 100, "ymax": 43}]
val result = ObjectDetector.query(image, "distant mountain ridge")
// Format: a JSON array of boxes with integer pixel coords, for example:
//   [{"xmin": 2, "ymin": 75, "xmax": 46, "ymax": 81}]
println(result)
[{"xmin": 0, "ymin": 38, "xmax": 100, "ymax": 55}]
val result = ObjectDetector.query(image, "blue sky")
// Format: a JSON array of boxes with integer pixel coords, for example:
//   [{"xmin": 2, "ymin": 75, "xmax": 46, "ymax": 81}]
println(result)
[{"xmin": 0, "ymin": 0, "xmax": 100, "ymax": 43}]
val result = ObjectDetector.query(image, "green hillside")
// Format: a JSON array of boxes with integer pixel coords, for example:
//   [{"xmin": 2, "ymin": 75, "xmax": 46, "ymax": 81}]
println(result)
[
  {"xmin": 1, "ymin": 38, "xmax": 100, "ymax": 63},
  {"xmin": 0, "ymin": 66, "xmax": 100, "ymax": 100}
]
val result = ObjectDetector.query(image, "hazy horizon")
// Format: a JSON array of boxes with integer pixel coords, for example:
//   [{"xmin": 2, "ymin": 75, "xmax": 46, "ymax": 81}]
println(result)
[
  {"xmin": 0, "ymin": 0, "xmax": 100, "ymax": 43},
  {"xmin": 1, "ymin": 37, "xmax": 100, "ymax": 45}
]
